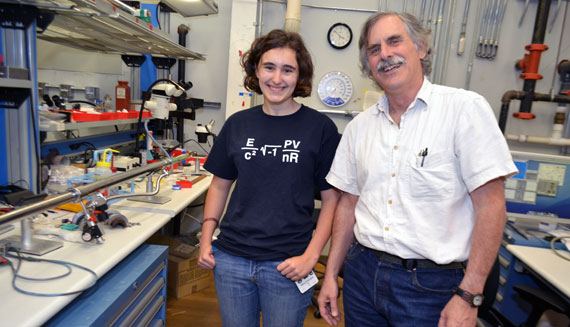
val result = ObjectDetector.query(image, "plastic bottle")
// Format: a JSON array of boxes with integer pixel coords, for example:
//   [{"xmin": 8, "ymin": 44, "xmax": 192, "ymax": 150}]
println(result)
[{"xmin": 115, "ymin": 81, "xmax": 131, "ymax": 112}]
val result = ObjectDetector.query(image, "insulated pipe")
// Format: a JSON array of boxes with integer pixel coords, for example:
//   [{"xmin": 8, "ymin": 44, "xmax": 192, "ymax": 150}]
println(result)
[
  {"xmin": 284, "ymin": 0, "xmax": 302, "ymax": 33},
  {"xmin": 506, "ymin": 134, "xmax": 570, "ymax": 146},
  {"xmin": 498, "ymin": 91, "xmax": 570, "ymax": 132},
  {"xmin": 519, "ymin": 0, "xmax": 552, "ymax": 115}
]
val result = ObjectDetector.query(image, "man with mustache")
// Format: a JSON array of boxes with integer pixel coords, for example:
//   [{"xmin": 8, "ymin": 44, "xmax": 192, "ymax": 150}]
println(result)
[{"xmin": 317, "ymin": 12, "xmax": 517, "ymax": 327}]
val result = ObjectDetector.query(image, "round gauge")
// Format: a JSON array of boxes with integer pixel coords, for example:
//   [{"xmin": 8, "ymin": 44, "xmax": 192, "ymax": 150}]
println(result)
[
  {"xmin": 317, "ymin": 71, "xmax": 353, "ymax": 107},
  {"xmin": 327, "ymin": 22, "xmax": 352, "ymax": 49}
]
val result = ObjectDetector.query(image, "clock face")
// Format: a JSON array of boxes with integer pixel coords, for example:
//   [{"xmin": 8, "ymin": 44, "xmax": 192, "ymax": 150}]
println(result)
[
  {"xmin": 327, "ymin": 23, "xmax": 352, "ymax": 49},
  {"xmin": 317, "ymin": 71, "xmax": 353, "ymax": 107}
]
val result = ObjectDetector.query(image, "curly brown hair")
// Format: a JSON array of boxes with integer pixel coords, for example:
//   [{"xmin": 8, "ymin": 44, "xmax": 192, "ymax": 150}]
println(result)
[{"xmin": 241, "ymin": 29, "xmax": 313, "ymax": 98}]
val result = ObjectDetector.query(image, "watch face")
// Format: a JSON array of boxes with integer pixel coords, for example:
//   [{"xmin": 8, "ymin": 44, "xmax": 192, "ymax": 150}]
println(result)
[
  {"xmin": 473, "ymin": 294, "xmax": 484, "ymax": 307},
  {"xmin": 317, "ymin": 71, "xmax": 353, "ymax": 107},
  {"xmin": 327, "ymin": 23, "xmax": 352, "ymax": 49}
]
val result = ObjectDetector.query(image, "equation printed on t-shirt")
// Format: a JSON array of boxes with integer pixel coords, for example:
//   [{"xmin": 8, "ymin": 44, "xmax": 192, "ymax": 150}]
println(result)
[{"xmin": 241, "ymin": 138, "xmax": 301, "ymax": 163}]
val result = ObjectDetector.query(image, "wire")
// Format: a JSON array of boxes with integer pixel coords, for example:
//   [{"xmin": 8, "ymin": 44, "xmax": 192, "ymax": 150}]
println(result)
[
  {"xmin": 11, "ymin": 179, "xmax": 30, "ymax": 189},
  {"xmin": 1, "ymin": 248, "xmax": 99, "ymax": 297},
  {"xmin": 183, "ymin": 210, "xmax": 202, "ymax": 225},
  {"xmin": 550, "ymin": 236, "xmax": 570, "ymax": 262},
  {"xmin": 180, "ymin": 138, "xmax": 210, "ymax": 155},
  {"xmin": 156, "ymin": 3, "xmax": 162, "ymax": 30}
]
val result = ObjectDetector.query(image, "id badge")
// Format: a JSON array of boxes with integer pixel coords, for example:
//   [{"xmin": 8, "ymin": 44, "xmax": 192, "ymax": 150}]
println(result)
[{"xmin": 295, "ymin": 270, "xmax": 318, "ymax": 293}]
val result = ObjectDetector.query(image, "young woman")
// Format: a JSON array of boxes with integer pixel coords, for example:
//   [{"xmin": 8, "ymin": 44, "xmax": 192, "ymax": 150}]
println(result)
[{"xmin": 197, "ymin": 29, "xmax": 340, "ymax": 327}]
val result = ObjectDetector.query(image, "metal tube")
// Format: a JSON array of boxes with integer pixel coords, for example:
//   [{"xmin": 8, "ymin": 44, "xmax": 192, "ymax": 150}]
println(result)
[
  {"xmin": 439, "ymin": 0, "xmax": 456, "ymax": 84},
  {"xmin": 0, "ymin": 154, "xmax": 190, "ymax": 226},
  {"xmin": 465, "ymin": 0, "xmax": 485, "ymax": 89},
  {"xmin": 549, "ymin": 0, "xmax": 569, "ymax": 95},
  {"xmin": 491, "ymin": 0, "xmax": 508, "ymax": 58},
  {"xmin": 520, "ymin": 0, "xmax": 552, "ymax": 114}
]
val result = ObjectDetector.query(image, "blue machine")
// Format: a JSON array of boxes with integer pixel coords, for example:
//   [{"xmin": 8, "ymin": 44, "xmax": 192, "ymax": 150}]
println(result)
[
  {"xmin": 506, "ymin": 151, "xmax": 570, "ymax": 219},
  {"xmin": 496, "ymin": 151, "xmax": 570, "ymax": 325}
]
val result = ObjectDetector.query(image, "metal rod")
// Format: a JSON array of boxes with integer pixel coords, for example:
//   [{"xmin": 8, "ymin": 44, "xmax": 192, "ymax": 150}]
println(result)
[
  {"xmin": 439, "ymin": 0, "xmax": 457, "ymax": 84},
  {"xmin": 549, "ymin": 0, "xmax": 569, "ymax": 95},
  {"xmin": 465, "ymin": 0, "xmax": 485, "ymax": 89},
  {"xmin": 491, "ymin": 0, "xmax": 507, "ymax": 58},
  {"xmin": 0, "ymin": 154, "xmax": 190, "ymax": 226},
  {"xmin": 457, "ymin": 0, "xmax": 471, "ymax": 55}
]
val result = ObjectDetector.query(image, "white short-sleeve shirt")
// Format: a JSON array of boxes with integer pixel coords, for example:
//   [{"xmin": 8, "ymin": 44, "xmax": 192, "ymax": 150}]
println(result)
[{"xmin": 326, "ymin": 78, "xmax": 518, "ymax": 264}]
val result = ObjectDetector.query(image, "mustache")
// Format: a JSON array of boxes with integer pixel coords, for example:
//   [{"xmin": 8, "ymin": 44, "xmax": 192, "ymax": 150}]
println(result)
[{"xmin": 376, "ymin": 56, "xmax": 406, "ymax": 72}]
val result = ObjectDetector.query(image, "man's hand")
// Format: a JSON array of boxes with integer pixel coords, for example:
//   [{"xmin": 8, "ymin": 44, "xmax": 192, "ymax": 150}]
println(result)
[
  {"xmin": 276, "ymin": 254, "xmax": 316, "ymax": 282},
  {"xmin": 317, "ymin": 277, "xmax": 342, "ymax": 326},
  {"xmin": 438, "ymin": 295, "xmax": 477, "ymax": 327},
  {"xmin": 197, "ymin": 243, "xmax": 216, "ymax": 270}
]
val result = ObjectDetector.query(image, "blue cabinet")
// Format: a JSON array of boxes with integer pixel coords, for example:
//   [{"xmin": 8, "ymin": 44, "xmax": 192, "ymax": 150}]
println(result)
[{"xmin": 46, "ymin": 244, "xmax": 168, "ymax": 326}]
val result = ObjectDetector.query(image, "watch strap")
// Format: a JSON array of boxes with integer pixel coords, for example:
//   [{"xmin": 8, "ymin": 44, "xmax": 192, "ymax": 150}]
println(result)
[{"xmin": 454, "ymin": 287, "xmax": 484, "ymax": 307}]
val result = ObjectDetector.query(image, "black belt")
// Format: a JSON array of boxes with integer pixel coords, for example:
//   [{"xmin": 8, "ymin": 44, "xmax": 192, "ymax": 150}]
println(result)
[{"xmin": 364, "ymin": 246, "xmax": 465, "ymax": 270}]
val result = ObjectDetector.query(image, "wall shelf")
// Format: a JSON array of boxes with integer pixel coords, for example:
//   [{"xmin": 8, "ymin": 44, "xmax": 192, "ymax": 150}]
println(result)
[
  {"xmin": 0, "ymin": 78, "xmax": 33, "ymax": 89},
  {"xmin": 39, "ymin": 117, "xmax": 151, "ymax": 132},
  {"xmin": 2, "ymin": 0, "xmax": 205, "ymax": 60}
]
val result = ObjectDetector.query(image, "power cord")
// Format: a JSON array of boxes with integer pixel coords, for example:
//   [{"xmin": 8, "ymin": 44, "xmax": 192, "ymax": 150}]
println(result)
[
  {"xmin": 550, "ymin": 236, "xmax": 570, "ymax": 262},
  {"xmin": 179, "ymin": 139, "xmax": 210, "ymax": 155},
  {"xmin": 0, "ymin": 247, "xmax": 99, "ymax": 297}
]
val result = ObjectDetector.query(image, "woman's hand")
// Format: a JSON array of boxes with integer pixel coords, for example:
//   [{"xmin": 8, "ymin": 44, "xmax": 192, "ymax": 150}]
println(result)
[
  {"xmin": 276, "ymin": 253, "xmax": 318, "ymax": 281},
  {"xmin": 197, "ymin": 243, "xmax": 216, "ymax": 270}
]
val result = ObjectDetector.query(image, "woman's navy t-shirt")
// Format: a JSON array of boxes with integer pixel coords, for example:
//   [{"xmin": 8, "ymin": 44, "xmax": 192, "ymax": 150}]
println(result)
[{"xmin": 204, "ymin": 105, "xmax": 340, "ymax": 261}]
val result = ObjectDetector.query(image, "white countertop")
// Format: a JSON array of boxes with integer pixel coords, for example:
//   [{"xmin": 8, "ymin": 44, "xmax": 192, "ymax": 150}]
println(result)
[
  {"xmin": 111, "ymin": 174, "xmax": 212, "ymax": 217},
  {"xmin": 0, "ymin": 173, "xmax": 212, "ymax": 326},
  {"xmin": 506, "ymin": 244, "xmax": 570, "ymax": 299}
]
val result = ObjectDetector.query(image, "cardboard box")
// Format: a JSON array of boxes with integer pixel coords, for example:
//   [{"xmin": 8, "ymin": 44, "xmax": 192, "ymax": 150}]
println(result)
[
  {"xmin": 167, "ymin": 254, "xmax": 212, "ymax": 298},
  {"xmin": 147, "ymin": 234, "xmax": 211, "ymax": 298},
  {"xmin": 147, "ymin": 234, "xmax": 199, "ymax": 259}
]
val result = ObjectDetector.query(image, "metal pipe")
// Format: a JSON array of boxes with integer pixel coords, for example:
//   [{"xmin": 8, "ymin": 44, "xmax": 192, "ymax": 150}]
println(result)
[
  {"xmin": 457, "ymin": 0, "xmax": 471, "ymax": 55},
  {"xmin": 465, "ymin": 0, "xmax": 485, "ymax": 89},
  {"xmin": 549, "ymin": 0, "xmax": 569, "ymax": 96},
  {"xmin": 519, "ymin": 0, "xmax": 552, "ymax": 115},
  {"xmin": 499, "ymin": 90, "xmax": 570, "ymax": 132},
  {"xmin": 482, "ymin": 0, "xmax": 498, "ymax": 58},
  {"xmin": 438, "ymin": 0, "xmax": 456, "ymax": 84},
  {"xmin": 547, "ymin": 0, "xmax": 561, "ymax": 33},
  {"xmin": 476, "ymin": 0, "xmax": 489, "ymax": 57},
  {"xmin": 0, "ymin": 154, "xmax": 190, "ymax": 226},
  {"xmin": 506, "ymin": 134, "xmax": 570, "ymax": 146},
  {"xmin": 491, "ymin": 0, "xmax": 508, "ymax": 58}
]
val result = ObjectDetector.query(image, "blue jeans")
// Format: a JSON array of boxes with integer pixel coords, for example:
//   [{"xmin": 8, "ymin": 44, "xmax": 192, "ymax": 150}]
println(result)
[
  {"xmin": 212, "ymin": 249, "xmax": 313, "ymax": 327},
  {"xmin": 343, "ymin": 243, "xmax": 464, "ymax": 327}
]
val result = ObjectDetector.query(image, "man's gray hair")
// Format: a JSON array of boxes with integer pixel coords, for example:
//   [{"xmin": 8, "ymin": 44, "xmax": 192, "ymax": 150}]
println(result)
[{"xmin": 358, "ymin": 12, "xmax": 432, "ymax": 78}]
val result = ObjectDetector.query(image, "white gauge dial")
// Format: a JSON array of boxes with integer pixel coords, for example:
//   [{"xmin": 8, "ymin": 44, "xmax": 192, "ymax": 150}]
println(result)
[
  {"xmin": 327, "ymin": 23, "xmax": 352, "ymax": 49},
  {"xmin": 317, "ymin": 71, "xmax": 353, "ymax": 107}
]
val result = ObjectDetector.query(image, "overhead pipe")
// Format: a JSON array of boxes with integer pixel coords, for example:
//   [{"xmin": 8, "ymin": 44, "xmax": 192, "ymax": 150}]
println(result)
[{"xmin": 284, "ymin": 0, "xmax": 301, "ymax": 33}]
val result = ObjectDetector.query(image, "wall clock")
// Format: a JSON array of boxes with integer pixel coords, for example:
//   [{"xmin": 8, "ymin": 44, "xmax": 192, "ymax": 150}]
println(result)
[
  {"xmin": 317, "ymin": 71, "xmax": 353, "ymax": 107},
  {"xmin": 327, "ymin": 22, "xmax": 352, "ymax": 49}
]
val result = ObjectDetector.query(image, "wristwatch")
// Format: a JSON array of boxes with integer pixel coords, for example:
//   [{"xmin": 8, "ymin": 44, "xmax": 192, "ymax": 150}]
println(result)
[{"xmin": 454, "ymin": 287, "xmax": 484, "ymax": 307}]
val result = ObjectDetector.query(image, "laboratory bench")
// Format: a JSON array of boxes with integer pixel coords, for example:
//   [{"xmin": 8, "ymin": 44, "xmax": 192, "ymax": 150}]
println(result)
[
  {"xmin": 0, "ymin": 174, "xmax": 212, "ymax": 326},
  {"xmin": 494, "ymin": 220, "xmax": 570, "ymax": 325}
]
